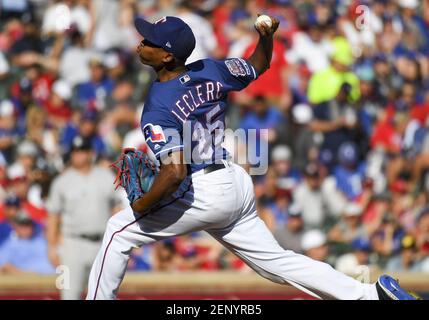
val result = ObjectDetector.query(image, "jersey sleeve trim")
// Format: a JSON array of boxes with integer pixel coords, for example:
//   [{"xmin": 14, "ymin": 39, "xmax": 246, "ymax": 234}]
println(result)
[
  {"xmin": 237, "ymin": 58, "xmax": 257, "ymax": 80},
  {"xmin": 154, "ymin": 145, "xmax": 184, "ymax": 158},
  {"xmin": 240, "ymin": 58, "xmax": 257, "ymax": 80},
  {"xmin": 251, "ymin": 64, "xmax": 257, "ymax": 80}
]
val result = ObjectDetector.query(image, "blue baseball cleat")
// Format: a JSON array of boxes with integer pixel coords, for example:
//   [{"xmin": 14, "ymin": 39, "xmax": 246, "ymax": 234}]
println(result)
[{"xmin": 376, "ymin": 275, "xmax": 419, "ymax": 300}]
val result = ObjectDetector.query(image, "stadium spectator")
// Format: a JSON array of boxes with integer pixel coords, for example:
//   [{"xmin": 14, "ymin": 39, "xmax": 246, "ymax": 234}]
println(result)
[
  {"xmin": 59, "ymin": 25, "xmax": 95, "ymax": 86},
  {"xmin": 176, "ymin": 0, "xmax": 220, "ymax": 64},
  {"xmin": 286, "ymin": 19, "xmax": 333, "ymax": 73},
  {"xmin": 301, "ymin": 229, "xmax": 329, "ymax": 263},
  {"xmin": 10, "ymin": 140, "xmax": 39, "ymax": 176},
  {"xmin": 152, "ymin": 240, "xmax": 181, "ymax": 272},
  {"xmin": 386, "ymin": 234, "xmax": 421, "ymax": 271},
  {"xmin": 333, "ymin": 142, "xmax": 366, "ymax": 200},
  {"xmin": 415, "ymin": 208, "xmax": 429, "ymax": 261},
  {"xmin": 273, "ymin": 203, "xmax": 305, "ymax": 254},
  {"xmin": 0, "ymin": 99, "xmax": 19, "ymax": 162},
  {"xmin": 0, "ymin": 194, "xmax": 21, "ymax": 245},
  {"xmin": 241, "ymin": 31, "xmax": 290, "ymax": 108},
  {"xmin": 293, "ymin": 162, "xmax": 344, "ymax": 229},
  {"xmin": 42, "ymin": 0, "xmax": 92, "ymax": 38},
  {"xmin": 45, "ymin": 135, "xmax": 123, "ymax": 299},
  {"xmin": 91, "ymin": 0, "xmax": 135, "ymax": 51},
  {"xmin": 6, "ymin": 163, "xmax": 47, "ymax": 224},
  {"xmin": 262, "ymin": 186, "xmax": 292, "ymax": 230},
  {"xmin": 60, "ymin": 110, "xmax": 106, "ymax": 157},
  {"xmin": 43, "ymin": 79, "xmax": 73, "ymax": 128},
  {"xmin": 239, "ymin": 95, "xmax": 285, "ymax": 143},
  {"xmin": 335, "ymin": 237, "xmax": 373, "ymax": 276},
  {"xmin": 24, "ymin": 106, "xmax": 60, "ymax": 164},
  {"xmin": 0, "ymin": 210, "xmax": 54, "ymax": 275},
  {"xmin": 329, "ymin": 202, "xmax": 367, "ymax": 245},
  {"xmin": 0, "ymin": 153, "xmax": 8, "ymax": 201},
  {"xmin": 271, "ymin": 144, "xmax": 301, "ymax": 190},
  {"xmin": 239, "ymin": 95, "xmax": 285, "ymax": 169},
  {"xmin": 127, "ymin": 246, "xmax": 153, "ymax": 272},
  {"xmin": 310, "ymin": 82, "xmax": 359, "ymax": 170},
  {"xmin": 289, "ymin": 103, "xmax": 318, "ymax": 171},
  {"xmin": 307, "ymin": 37, "xmax": 360, "ymax": 104},
  {"xmin": 75, "ymin": 55, "xmax": 114, "ymax": 111},
  {"xmin": 254, "ymin": 167, "xmax": 278, "ymax": 207},
  {"xmin": 371, "ymin": 211, "xmax": 407, "ymax": 267}
]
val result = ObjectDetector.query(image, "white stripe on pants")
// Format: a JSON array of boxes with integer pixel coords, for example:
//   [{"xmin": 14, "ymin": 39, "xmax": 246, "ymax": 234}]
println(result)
[{"xmin": 86, "ymin": 163, "xmax": 378, "ymax": 300}]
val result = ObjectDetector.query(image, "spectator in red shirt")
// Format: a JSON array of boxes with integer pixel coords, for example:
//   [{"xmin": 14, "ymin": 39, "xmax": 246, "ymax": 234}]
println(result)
[
  {"xmin": 211, "ymin": 0, "xmax": 239, "ymax": 57},
  {"xmin": 0, "ymin": 194, "xmax": 20, "ymax": 224},
  {"xmin": 370, "ymin": 115, "xmax": 401, "ymax": 154},
  {"xmin": 10, "ymin": 64, "xmax": 54, "ymax": 106},
  {"xmin": 43, "ymin": 79, "xmax": 73, "ymax": 128},
  {"xmin": 173, "ymin": 234, "xmax": 219, "ymax": 271},
  {"xmin": 384, "ymin": 82, "xmax": 429, "ymax": 126},
  {"xmin": 238, "ymin": 35, "xmax": 290, "ymax": 109},
  {"xmin": 6, "ymin": 165, "xmax": 47, "ymax": 224}
]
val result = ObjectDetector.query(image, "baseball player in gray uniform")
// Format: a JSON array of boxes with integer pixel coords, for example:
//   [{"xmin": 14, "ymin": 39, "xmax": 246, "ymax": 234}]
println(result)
[
  {"xmin": 46, "ymin": 136, "xmax": 123, "ymax": 300},
  {"xmin": 85, "ymin": 15, "xmax": 417, "ymax": 300}
]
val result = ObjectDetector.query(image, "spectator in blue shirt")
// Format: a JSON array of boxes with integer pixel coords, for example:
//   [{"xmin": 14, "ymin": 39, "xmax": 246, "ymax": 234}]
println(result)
[
  {"xmin": 271, "ymin": 144, "xmax": 301, "ymax": 190},
  {"xmin": 239, "ymin": 95, "xmax": 285, "ymax": 167},
  {"xmin": 386, "ymin": 234, "xmax": 421, "ymax": 272},
  {"xmin": 128, "ymin": 246, "xmax": 153, "ymax": 271},
  {"xmin": 0, "ymin": 195, "xmax": 22, "ymax": 246},
  {"xmin": 61, "ymin": 110, "xmax": 106, "ymax": 158},
  {"xmin": 0, "ymin": 210, "xmax": 54, "ymax": 275},
  {"xmin": 334, "ymin": 142, "xmax": 366, "ymax": 200},
  {"xmin": 372, "ymin": 212, "xmax": 406, "ymax": 262},
  {"xmin": 311, "ymin": 83, "xmax": 359, "ymax": 170},
  {"xmin": 239, "ymin": 95, "xmax": 285, "ymax": 137},
  {"xmin": 397, "ymin": 0, "xmax": 429, "ymax": 54},
  {"xmin": 264, "ymin": 187, "xmax": 293, "ymax": 229},
  {"xmin": 75, "ymin": 56, "xmax": 115, "ymax": 112}
]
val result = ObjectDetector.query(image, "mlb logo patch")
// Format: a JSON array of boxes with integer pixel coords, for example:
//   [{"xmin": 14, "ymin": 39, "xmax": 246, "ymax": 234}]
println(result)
[
  {"xmin": 180, "ymin": 74, "xmax": 191, "ymax": 84},
  {"xmin": 225, "ymin": 59, "xmax": 247, "ymax": 77},
  {"xmin": 143, "ymin": 123, "xmax": 166, "ymax": 143}
]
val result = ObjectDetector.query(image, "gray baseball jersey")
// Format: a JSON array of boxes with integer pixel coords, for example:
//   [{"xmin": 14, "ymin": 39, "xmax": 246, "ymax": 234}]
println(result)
[{"xmin": 47, "ymin": 166, "xmax": 123, "ymax": 236}]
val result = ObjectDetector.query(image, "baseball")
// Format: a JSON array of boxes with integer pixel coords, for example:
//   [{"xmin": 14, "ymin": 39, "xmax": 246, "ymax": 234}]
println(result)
[{"xmin": 255, "ymin": 15, "xmax": 273, "ymax": 28}]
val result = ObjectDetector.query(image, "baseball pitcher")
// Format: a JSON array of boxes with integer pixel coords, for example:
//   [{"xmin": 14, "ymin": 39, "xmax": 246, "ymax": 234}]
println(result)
[{"xmin": 86, "ymin": 15, "xmax": 416, "ymax": 300}]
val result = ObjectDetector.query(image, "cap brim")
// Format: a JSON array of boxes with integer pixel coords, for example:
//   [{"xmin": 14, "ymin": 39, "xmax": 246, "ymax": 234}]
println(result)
[{"xmin": 134, "ymin": 17, "xmax": 160, "ymax": 46}]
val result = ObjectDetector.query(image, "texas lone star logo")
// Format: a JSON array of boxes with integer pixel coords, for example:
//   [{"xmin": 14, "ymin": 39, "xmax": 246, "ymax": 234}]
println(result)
[{"xmin": 143, "ymin": 123, "xmax": 166, "ymax": 143}]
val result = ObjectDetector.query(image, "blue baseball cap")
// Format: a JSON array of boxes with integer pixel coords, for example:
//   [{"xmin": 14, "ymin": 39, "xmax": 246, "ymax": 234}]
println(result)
[
  {"xmin": 134, "ymin": 16, "xmax": 196, "ymax": 61},
  {"xmin": 373, "ymin": 53, "xmax": 387, "ymax": 64},
  {"xmin": 351, "ymin": 237, "xmax": 371, "ymax": 252},
  {"xmin": 5, "ymin": 194, "xmax": 20, "ymax": 207}
]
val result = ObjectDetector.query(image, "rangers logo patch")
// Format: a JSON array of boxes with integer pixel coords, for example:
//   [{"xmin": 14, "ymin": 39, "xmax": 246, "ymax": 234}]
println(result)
[
  {"xmin": 225, "ymin": 58, "xmax": 249, "ymax": 77},
  {"xmin": 143, "ymin": 123, "xmax": 166, "ymax": 143}
]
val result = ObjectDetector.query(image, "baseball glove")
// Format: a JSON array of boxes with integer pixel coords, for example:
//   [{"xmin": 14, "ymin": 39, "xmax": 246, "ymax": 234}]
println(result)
[{"xmin": 111, "ymin": 148, "xmax": 157, "ymax": 205}]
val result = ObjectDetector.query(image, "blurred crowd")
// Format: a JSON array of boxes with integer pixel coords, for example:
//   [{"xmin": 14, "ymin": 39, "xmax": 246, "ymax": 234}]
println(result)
[{"xmin": 0, "ymin": 0, "xmax": 429, "ymax": 279}]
